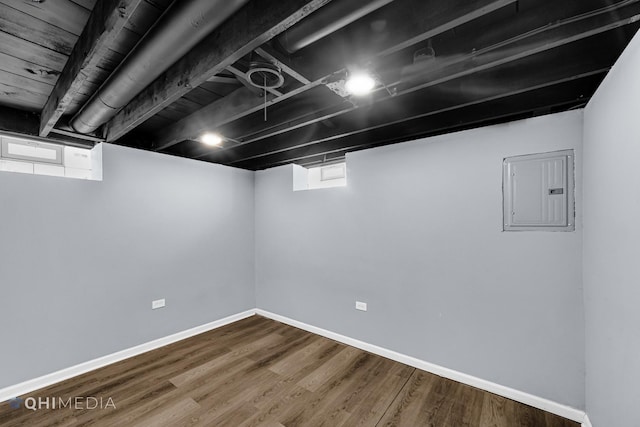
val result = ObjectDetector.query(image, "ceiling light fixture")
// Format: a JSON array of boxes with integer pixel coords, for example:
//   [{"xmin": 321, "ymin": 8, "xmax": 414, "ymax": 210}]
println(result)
[
  {"xmin": 200, "ymin": 133, "xmax": 223, "ymax": 146},
  {"xmin": 345, "ymin": 73, "xmax": 376, "ymax": 96}
]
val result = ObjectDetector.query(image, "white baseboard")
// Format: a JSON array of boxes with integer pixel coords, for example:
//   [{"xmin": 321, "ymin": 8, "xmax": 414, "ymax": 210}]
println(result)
[
  {"xmin": 255, "ymin": 309, "xmax": 586, "ymax": 424},
  {"xmin": 0, "ymin": 309, "xmax": 256, "ymax": 403},
  {"xmin": 1, "ymin": 307, "xmax": 590, "ymax": 425}
]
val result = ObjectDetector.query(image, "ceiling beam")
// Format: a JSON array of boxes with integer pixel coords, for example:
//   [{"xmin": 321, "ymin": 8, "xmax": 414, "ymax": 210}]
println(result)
[
  {"xmin": 148, "ymin": 0, "xmax": 516, "ymax": 151},
  {"xmin": 39, "ymin": 0, "xmax": 144, "ymax": 137},
  {"xmin": 104, "ymin": 0, "xmax": 333, "ymax": 142},
  {"xmin": 226, "ymin": 65, "xmax": 283, "ymax": 97},
  {"xmin": 255, "ymin": 46, "xmax": 311, "ymax": 84},
  {"xmin": 216, "ymin": 0, "xmax": 607, "ymax": 145},
  {"xmin": 234, "ymin": 73, "xmax": 604, "ymax": 170},
  {"xmin": 151, "ymin": 81, "xmax": 324, "ymax": 152},
  {"xmin": 203, "ymin": 0, "xmax": 640, "ymax": 162},
  {"xmin": 222, "ymin": 58, "xmax": 610, "ymax": 165}
]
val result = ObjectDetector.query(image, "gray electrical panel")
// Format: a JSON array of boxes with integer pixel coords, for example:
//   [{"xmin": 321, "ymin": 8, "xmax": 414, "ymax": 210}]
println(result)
[{"xmin": 503, "ymin": 150, "xmax": 575, "ymax": 231}]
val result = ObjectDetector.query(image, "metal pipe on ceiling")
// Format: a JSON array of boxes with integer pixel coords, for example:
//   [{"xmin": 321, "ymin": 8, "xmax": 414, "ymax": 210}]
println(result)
[
  {"xmin": 70, "ymin": 0, "xmax": 249, "ymax": 135},
  {"xmin": 276, "ymin": 0, "xmax": 395, "ymax": 54}
]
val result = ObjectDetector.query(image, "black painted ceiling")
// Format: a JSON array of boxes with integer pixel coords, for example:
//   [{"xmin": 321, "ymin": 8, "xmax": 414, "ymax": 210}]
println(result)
[{"xmin": 0, "ymin": 0, "xmax": 638, "ymax": 170}]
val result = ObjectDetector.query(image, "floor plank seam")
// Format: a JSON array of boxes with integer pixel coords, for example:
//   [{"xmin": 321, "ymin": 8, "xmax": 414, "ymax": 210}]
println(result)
[{"xmin": 373, "ymin": 367, "xmax": 416, "ymax": 427}]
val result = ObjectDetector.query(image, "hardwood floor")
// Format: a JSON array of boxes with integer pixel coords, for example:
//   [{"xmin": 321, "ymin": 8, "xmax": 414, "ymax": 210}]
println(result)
[{"xmin": 0, "ymin": 316, "xmax": 579, "ymax": 426}]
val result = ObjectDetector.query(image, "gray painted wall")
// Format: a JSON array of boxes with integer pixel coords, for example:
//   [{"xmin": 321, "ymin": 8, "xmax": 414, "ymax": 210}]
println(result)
[
  {"xmin": 255, "ymin": 111, "xmax": 585, "ymax": 409},
  {"xmin": 583, "ymin": 31, "xmax": 640, "ymax": 427},
  {"xmin": 0, "ymin": 144, "xmax": 255, "ymax": 388}
]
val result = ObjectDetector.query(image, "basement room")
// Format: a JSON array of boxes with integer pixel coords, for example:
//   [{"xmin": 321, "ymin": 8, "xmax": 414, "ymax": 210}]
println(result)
[{"xmin": 0, "ymin": 0, "xmax": 639, "ymax": 426}]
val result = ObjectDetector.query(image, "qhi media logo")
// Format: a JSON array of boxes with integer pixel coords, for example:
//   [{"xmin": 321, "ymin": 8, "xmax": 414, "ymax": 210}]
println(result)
[
  {"xmin": 8, "ymin": 396, "xmax": 116, "ymax": 411},
  {"xmin": 9, "ymin": 397, "xmax": 23, "ymax": 409}
]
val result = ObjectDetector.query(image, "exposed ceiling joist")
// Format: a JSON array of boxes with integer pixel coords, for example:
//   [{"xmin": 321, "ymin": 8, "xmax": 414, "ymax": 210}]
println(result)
[
  {"xmin": 255, "ymin": 46, "xmax": 311, "ymax": 84},
  {"xmin": 148, "ymin": 0, "xmax": 516, "ymax": 152},
  {"xmin": 1, "ymin": 0, "xmax": 636, "ymax": 172},
  {"xmin": 227, "ymin": 66, "xmax": 610, "ymax": 166},
  {"xmin": 300, "ymin": 0, "xmax": 518, "ymax": 81},
  {"xmin": 39, "ymin": 0, "xmax": 144, "ymax": 137},
  {"xmin": 202, "ymin": 0, "xmax": 640, "ymax": 163},
  {"xmin": 387, "ymin": 0, "xmax": 640, "ymax": 96},
  {"xmin": 237, "ymin": 73, "xmax": 605, "ymax": 169},
  {"xmin": 151, "ymin": 82, "xmax": 323, "ymax": 152},
  {"xmin": 226, "ymin": 65, "xmax": 283, "ymax": 97},
  {"xmin": 104, "ymin": 0, "xmax": 333, "ymax": 142}
]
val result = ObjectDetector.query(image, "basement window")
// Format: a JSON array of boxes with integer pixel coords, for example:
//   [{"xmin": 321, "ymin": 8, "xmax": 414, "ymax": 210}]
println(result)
[
  {"xmin": 293, "ymin": 162, "xmax": 347, "ymax": 191},
  {"xmin": 0, "ymin": 135, "xmax": 102, "ymax": 181}
]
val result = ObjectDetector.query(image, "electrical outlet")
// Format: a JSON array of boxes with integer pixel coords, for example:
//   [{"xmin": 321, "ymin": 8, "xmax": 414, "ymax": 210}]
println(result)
[
  {"xmin": 355, "ymin": 301, "xmax": 367, "ymax": 311},
  {"xmin": 152, "ymin": 299, "xmax": 166, "ymax": 309}
]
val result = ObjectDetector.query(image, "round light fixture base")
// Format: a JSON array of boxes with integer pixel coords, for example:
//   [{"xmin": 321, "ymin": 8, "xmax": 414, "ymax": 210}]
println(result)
[{"xmin": 246, "ymin": 62, "xmax": 285, "ymax": 89}]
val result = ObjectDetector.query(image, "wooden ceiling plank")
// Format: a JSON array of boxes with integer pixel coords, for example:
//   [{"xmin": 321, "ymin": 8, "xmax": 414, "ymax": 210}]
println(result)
[
  {"xmin": 162, "ymin": 97, "xmax": 205, "ymax": 116},
  {"xmin": 180, "ymin": 88, "xmax": 222, "ymax": 107},
  {"xmin": 0, "ymin": 69, "xmax": 53, "ymax": 96},
  {"xmin": 39, "ymin": 0, "xmax": 145, "ymax": 137},
  {"xmin": 0, "ymin": 0, "xmax": 90, "ymax": 36},
  {"xmin": 0, "ymin": 52, "xmax": 60, "ymax": 86},
  {"xmin": 0, "ymin": 81, "xmax": 49, "ymax": 110},
  {"xmin": 0, "ymin": 5, "xmax": 78, "ymax": 55},
  {"xmin": 0, "ymin": 32, "xmax": 68, "ymax": 71},
  {"xmin": 144, "ymin": 0, "xmax": 515, "ymax": 151},
  {"xmin": 206, "ymin": 76, "xmax": 242, "ymax": 85},
  {"xmin": 70, "ymin": 0, "xmax": 97, "ymax": 11},
  {"xmin": 104, "ymin": 0, "xmax": 334, "ymax": 142},
  {"xmin": 203, "ymin": 0, "xmax": 640, "ymax": 161},
  {"xmin": 200, "ymin": 81, "xmax": 243, "ymax": 98}
]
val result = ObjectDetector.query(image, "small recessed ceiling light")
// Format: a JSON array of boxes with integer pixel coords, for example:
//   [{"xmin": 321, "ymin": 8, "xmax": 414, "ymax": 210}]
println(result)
[
  {"xmin": 345, "ymin": 73, "xmax": 376, "ymax": 96},
  {"xmin": 200, "ymin": 133, "xmax": 223, "ymax": 146}
]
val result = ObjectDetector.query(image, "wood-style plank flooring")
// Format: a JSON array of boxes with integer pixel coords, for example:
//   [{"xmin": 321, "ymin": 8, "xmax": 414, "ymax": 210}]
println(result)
[{"xmin": 0, "ymin": 316, "xmax": 579, "ymax": 426}]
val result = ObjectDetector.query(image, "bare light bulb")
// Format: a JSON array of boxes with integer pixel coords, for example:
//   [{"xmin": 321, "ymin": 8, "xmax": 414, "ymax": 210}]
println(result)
[
  {"xmin": 345, "ymin": 73, "xmax": 376, "ymax": 96},
  {"xmin": 200, "ymin": 133, "xmax": 223, "ymax": 146}
]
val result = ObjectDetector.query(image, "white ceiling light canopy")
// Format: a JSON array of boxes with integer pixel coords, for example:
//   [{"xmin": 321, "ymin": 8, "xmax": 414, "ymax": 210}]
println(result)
[
  {"xmin": 200, "ymin": 132, "xmax": 223, "ymax": 146},
  {"xmin": 345, "ymin": 71, "xmax": 376, "ymax": 96}
]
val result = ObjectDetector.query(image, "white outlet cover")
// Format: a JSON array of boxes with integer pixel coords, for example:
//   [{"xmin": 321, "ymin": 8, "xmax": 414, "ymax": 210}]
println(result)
[
  {"xmin": 355, "ymin": 301, "xmax": 367, "ymax": 311},
  {"xmin": 152, "ymin": 299, "xmax": 166, "ymax": 309}
]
